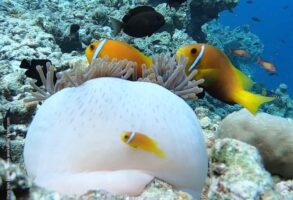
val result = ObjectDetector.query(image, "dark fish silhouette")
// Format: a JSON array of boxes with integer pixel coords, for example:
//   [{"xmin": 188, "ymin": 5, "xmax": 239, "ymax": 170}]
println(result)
[
  {"xmin": 283, "ymin": 6, "xmax": 289, "ymax": 10},
  {"xmin": 246, "ymin": 0, "xmax": 253, "ymax": 4},
  {"xmin": 167, "ymin": 0, "xmax": 187, "ymax": 8},
  {"xmin": 251, "ymin": 17, "xmax": 261, "ymax": 22},
  {"xmin": 3, "ymin": 108, "xmax": 11, "ymax": 130},
  {"xmin": 20, "ymin": 59, "xmax": 57, "ymax": 86},
  {"xmin": 110, "ymin": 6, "xmax": 165, "ymax": 37},
  {"xmin": 59, "ymin": 24, "xmax": 82, "ymax": 53},
  {"xmin": 70, "ymin": 24, "xmax": 80, "ymax": 34}
]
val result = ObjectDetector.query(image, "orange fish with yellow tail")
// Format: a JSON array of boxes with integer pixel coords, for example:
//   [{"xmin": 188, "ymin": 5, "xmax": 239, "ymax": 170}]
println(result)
[
  {"xmin": 176, "ymin": 44, "xmax": 274, "ymax": 115},
  {"xmin": 230, "ymin": 48, "xmax": 250, "ymax": 58},
  {"xmin": 121, "ymin": 131, "xmax": 165, "ymax": 158},
  {"xmin": 256, "ymin": 57, "xmax": 277, "ymax": 74},
  {"xmin": 85, "ymin": 39, "xmax": 152, "ymax": 77}
]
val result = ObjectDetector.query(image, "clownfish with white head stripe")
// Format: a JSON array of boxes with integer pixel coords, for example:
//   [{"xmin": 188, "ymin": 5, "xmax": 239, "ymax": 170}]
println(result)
[
  {"xmin": 121, "ymin": 131, "xmax": 165, "ymax": 158},
  {"xmin": 85, "ymin": 39, "xmax": 152, "ymax": 77},
  {"xmin": 176, "ymin": 43, "xmax": 274, "ymax": 114}
]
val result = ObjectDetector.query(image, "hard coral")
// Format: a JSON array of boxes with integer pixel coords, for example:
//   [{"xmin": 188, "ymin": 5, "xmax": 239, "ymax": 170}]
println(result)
[
  {"xmin": 208, "ymin": 138, "xmax": 276, "ymax": 199},
  {"xmin": 189, "ymin": 0, "xmax": 239, "ymax": 41},
  {"xmin": 217, "ymin": 108, "xmax": 293, "ymax": 178}
]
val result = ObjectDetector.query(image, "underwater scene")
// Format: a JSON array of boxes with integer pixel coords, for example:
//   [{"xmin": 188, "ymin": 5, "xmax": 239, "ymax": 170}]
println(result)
[{"xmin": 0, "ymin": 0, "xmax": 292, "ymax": 199}]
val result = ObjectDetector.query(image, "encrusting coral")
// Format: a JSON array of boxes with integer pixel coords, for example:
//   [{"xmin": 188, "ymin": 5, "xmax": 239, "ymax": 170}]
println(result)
[{"xmin": 25, "ymin": 54, "xmax": 204, "ymax": 102}]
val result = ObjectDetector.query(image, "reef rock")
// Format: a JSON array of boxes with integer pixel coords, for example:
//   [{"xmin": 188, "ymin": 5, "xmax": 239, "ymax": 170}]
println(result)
[
  {"xmin": 23, "ymin": 77, "xmax": 208, "ymax": 198},
  {"xmin": 208, "ymin": 138, "xmax": 276, "ymax": 199},
  {"xmin": 275, "ymin": 180, "xmax": 293, "ymax": 200},
  {"xmin": 189, "ymin": 0, "xmax": 239, "ymax": 41},
  {"xmin": 217, "ymin": 108, "xmax": 293, "ymax": 178},
  {"xmin": 0, "ymin": 158, "xmax": 31, "ymax": 199}
]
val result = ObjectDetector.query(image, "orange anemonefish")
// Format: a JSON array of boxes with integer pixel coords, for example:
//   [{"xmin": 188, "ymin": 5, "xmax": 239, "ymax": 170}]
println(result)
[
  {"xmin": 176, "ymin": 44, "xmax": 274, "ymax": 114},
  {"xmin": 85, "ymin": 39, "xmax": 152, "ymax": 77},
  {"xmin": 256, "ymin": 57, "xmax": 277, "ymax": 74},
  {"xmin": 121, "ymin": 131, "xmax": 165, "ymax": 158}
]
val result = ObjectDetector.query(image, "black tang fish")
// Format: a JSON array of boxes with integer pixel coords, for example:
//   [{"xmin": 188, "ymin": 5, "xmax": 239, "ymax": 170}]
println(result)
[
  {"xmin": 110, "ymin": 6, "xmax": 165, "ymax": 38},
  {"xmin": 20, "ymin": 59, "xmax": 57, "ymax": 86}
]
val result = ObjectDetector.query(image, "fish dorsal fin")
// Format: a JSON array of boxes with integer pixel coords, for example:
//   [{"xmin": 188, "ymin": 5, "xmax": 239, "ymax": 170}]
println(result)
[
  {"xmin": 195, "ymin": 68, "xmax": 219, "ymax": 87},
  {"xmin": 122, "ymin": 6, "xmax": 155, "ymax": 22},
  {"xmin": 231, "ymin": 66, "xmax": 254, "ymax": 90}
]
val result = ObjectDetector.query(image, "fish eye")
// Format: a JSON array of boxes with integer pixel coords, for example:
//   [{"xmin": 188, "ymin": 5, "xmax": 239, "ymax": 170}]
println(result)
[
  {"xmin": 89, "ymin": 45, "xmax": 95, "ymax": 51},
  {"xmin": 191, "ymin": 48, "xmax": 197, "ymax": 54},
  {"xmin": 124, "ymin": 135, "xmax": 129, "ymax": 139}
]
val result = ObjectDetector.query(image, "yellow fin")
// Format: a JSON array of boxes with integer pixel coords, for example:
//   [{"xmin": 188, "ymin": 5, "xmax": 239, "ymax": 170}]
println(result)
[
  {"xmin": 232, "ymin": 89, "xmax": 275, "ymax": 115},
  {"xmin": 231, "ymin": 66, "xmax": 254, "ymax": 90},
  {"xmin": 195, "ymin": 68, "xmax": 219, "ymax": 86},
  {"xmin": 152, "ymin": 147, "xmax": 165, "ymax": 159}
]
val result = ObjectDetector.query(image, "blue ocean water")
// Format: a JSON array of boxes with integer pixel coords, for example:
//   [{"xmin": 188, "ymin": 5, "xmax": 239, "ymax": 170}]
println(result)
[{"xmin": 219, "ymin": 0, "xmax": 293, "ymax": 96}]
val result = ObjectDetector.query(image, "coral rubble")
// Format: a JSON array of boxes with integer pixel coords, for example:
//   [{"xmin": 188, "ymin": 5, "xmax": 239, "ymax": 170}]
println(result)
[{"xmin": 208, "ymin": 138, "xmax": 277, "ymax": 199}]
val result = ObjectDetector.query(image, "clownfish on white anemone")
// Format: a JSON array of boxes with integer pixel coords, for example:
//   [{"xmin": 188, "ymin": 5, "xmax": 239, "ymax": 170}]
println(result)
[
  {"xmin": 121, "ymin": 131, "xmax": 165, "ymax": 158},
  {"xmin": 23, "ymin": 77, "xmax": 208, "ymax": 198},
  {"xmin": 85, "ymin": 39, "xmax": 152, "ymax": 77}
]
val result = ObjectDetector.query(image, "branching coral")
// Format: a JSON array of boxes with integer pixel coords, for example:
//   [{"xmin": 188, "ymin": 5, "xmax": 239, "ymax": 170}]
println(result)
[{"xmin": 25, "ymin": 54, "xmax": 204, "ymax": 102}]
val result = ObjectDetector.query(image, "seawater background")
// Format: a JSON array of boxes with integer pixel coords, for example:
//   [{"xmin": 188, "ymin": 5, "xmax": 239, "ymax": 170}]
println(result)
[{"xmin": 219, "ymin": 0, "xmax": 293, "ymax": 96}]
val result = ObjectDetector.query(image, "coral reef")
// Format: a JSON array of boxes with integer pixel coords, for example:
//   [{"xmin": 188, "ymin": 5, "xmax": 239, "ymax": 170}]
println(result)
[
  {"xmin": 1, "ymin": 0, "xmax": 293, "ymax": 199},
  {"xmin": 0, "ymin": 158, "xmax": 31, "ymax": 199},
  {"xmin": 217, "ymin": 108, "xmax": 293, "ymax": 178},
  {"xmin": 208, "ymin": 138, "xmax": 277, "ymax": 199},
  {"xmin": 202, "ymin": 20, "xmax": 264, "ymax": 76},
  {"xmin": 261, "ymin": 83, "xmax": 293, "ymax": 118},
  {"xmin": 188, "ymin": 93, "xmax": 242, "ymax": 119},
  {"xmin": 188, "ymin": 0, "xmax": 239, "ymax": 41},
  {"xmin": 275, "ymin": 180, "xmax": 293, "ymax": 199}
]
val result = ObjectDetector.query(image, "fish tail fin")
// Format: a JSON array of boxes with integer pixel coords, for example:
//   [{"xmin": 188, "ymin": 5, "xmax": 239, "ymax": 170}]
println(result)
[
  {"xmin": 19, "ymin": 59, "xmax": 30, "ymax": 69},
  {"xmin": 153, "ymin": 147, "xmax": 165, "ymax": 159},
  {"xmin": 233, "ymin": 89, "xmax": 275, "ymax": 115},
  {"xmin": 232, "ymin": 66, "xmax": 255, "ymax": 90},
  {"xmin": 110, "ymin": 17, "xmax": 123, "ymax": 36}
]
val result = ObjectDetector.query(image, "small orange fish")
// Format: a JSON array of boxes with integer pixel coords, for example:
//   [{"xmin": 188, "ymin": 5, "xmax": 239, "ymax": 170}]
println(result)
[
  {"xmin": 121, "ymin": 131, "xmax": 165, "ymax": 158},
  {"xmin": 257, "ymin": 57, "xmax": 276, "ymax": 74},
  {"xmin": 230, "ymin": 49, "xmax": 250, "ymax": 58},
  {"xmin": 85, "ymin": 39, "xmax": 152, "ymax": 77}
]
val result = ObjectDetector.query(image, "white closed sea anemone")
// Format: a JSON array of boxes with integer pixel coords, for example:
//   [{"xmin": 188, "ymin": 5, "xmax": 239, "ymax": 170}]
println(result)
[{"xmin": 23, "ymin": 56, "xmax": 208, "ymax": 198}]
